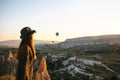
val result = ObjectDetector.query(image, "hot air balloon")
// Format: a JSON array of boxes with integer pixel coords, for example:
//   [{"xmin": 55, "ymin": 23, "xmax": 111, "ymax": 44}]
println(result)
[
  {"xmin": 52, "ymin": 41, "xmax": 54, "ymax": 43},
  {"xmin": 56, "ymin": 32, "xmax": 59, "ymax": 36}
]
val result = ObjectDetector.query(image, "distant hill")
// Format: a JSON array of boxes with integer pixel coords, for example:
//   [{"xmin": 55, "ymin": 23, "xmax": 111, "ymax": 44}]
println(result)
[
  {"xmin": 55, "ymin": 34, "xmax": 120, "ymax": 48},
  {"xmin": 1, "ymin": 34, "xmax": 120, "ymax": 48},
  {"xmin": 0, "ymin": 40, "xmax": 56, "ymax": 48}
]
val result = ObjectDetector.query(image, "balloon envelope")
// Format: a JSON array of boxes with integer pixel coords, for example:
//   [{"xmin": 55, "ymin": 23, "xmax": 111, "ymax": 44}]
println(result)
[
  {"xmin": 56, "ymin": 32, "xmax": 59, "ymax": 36},
  {"xmin": 52, "ymin": 41, "xmax": 54, "ymax": 43}
]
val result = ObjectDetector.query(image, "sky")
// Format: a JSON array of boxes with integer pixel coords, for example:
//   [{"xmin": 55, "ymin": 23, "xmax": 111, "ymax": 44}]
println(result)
[{"xmin": 0, "ymin": 0, "xmax": 120, "ymax": 41}]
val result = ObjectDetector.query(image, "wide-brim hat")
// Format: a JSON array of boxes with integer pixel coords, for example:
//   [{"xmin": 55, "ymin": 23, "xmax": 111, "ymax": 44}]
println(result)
[{"xmin": 20, "ymin": 27, "xmax": 36, "ymax": 39}]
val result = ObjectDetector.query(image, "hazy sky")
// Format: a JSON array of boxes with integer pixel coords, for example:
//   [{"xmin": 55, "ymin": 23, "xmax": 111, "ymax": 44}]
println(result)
[{"xmin": 0, "ymin": 0, "xmax": 120, "ymax": 41}]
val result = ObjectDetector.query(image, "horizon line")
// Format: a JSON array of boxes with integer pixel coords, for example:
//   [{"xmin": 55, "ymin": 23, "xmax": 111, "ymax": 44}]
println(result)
[{"xmin": 0, "ymin": 33, "xmax": 120, "ymax": 42}]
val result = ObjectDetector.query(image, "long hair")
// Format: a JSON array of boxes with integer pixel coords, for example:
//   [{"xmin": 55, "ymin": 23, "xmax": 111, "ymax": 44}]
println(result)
[
  {"xmin": 27, "ymin": 35, "xmax": 36, "ymax": 55},
  {"xmin": 17, "ymin": 35, "xmax": 36, "ymax": 60}
]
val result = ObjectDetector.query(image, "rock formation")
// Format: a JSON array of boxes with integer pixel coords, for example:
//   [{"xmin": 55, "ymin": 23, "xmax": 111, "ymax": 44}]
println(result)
[
  {"xmin": 34, "ymin": 57, "xmax": 51, "ymax": 80},
  {"xmin": 7, "ymin": 50, "xmax": 14, "ymax": 61}
]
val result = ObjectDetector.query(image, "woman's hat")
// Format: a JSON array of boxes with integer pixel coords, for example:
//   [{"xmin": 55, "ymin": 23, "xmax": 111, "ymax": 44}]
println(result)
[{"xmin": 20, "ymin": 27, "xmax": 36, "ymax": 39}]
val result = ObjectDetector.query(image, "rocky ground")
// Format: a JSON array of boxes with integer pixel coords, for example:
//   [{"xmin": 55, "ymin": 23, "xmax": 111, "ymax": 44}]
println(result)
[
  {"xmin": 46, "ymin": 54, "xmax": 120, "ymax": 80},
  {"xmin": 0, "ymin": 48, "xmax": 120, "ymax": 80}
]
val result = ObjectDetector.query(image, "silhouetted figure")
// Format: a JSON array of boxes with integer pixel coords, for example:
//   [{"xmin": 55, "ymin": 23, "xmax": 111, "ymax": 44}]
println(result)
[{"xmin": 16, "ymin": 27, "xmax": 37, "ymax": 80}]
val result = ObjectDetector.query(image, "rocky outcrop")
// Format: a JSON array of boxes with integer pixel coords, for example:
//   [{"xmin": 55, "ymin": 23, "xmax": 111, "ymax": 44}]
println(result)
[
  {"xmin": 0, "ymin": 50, "xmax": 51, "ymax": 80},
  {"xmin": 54, "ymin": 34, "xmax": 120, "ymax": 48},
  {"xmin": 46, "ymin": 54, "xmax": 120, "ymax": 80},
  {"xmin": 0, "ymin": 50, "xmax": 17, "ymax": 76},
  {"xmin": 34, "ymin": 57, "xmax": 51, "ymax": 80},
  {"xmin": 7, "ymin": 50, "xmax": 14, "ymax": 61}
]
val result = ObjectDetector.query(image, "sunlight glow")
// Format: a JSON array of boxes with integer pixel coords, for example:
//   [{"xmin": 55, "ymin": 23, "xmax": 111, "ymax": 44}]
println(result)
[{"xmin": 0, "ymin": 0, "xmax": 120, "ymax": 41}]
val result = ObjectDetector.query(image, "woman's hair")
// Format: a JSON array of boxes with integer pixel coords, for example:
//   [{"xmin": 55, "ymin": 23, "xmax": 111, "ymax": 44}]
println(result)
[{"xmin": 17, "ymin": 35, "xmax": 36, "ymax": 60}]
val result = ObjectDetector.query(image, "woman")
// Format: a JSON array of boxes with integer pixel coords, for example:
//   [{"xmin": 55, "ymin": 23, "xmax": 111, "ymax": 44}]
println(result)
[{"xmin": 16, "ymin": 27, "xmax": 37, "ymax": 80}]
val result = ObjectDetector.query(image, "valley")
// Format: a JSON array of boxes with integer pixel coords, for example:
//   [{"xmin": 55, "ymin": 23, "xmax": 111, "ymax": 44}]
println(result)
[{"xmin": 0, "ymin": 34, "xmax": 120, "ymax": 80}]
